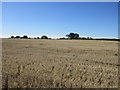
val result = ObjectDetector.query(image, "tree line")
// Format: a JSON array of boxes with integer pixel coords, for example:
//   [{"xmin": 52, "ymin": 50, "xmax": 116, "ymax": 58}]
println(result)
[
  {"xmin": 10, "ymin": 35, "xmax": 49, "ymax": 39},
  {"xmin": 10, "ymin": 33, "xmax": 92, "ymax": 40},
  {"xmin": 10, "ymin": 33, "xmax": 119, "ymax": 41}
]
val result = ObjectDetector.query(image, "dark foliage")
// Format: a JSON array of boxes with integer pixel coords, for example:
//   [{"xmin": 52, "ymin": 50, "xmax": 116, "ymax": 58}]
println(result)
[
  {"xmin": 94, "ymin": 38, "xmax": 120, "ymax": 41},
  {"xmin": 41, "ymin": 35, "xmax": 48, "ymax": 39},
  {"xmin": 22, "ymin": 35, "xmax": 28, "ymax": 39},
  {"xmin": 15, "ymin": 36, "xmax": 20, "ymax": 39},
  {"xmin": 81, "ymin": 37, "xmax": 87, "ymax": 40},
  {"xmin": 87, "ymin": 37, "xmax": 93, "ymax": 40},
  {"xmin": 60, "ymin": 37, "xmax": 65, "ymax": 39},
  {"xmin": 11, "ymin": 36, "xmax": 14, "ymax": 38},
  {"xmin": 66, "ymin": 33, "xmax": 79, "ymax": 39},
  {"xmin": 37, "ymin": 37, "xmax": 40, "ymax": 39}
]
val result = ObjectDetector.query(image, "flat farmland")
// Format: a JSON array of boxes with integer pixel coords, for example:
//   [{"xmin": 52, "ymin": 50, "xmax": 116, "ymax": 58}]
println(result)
[{"xmin": 2, "ymin": 39, "xmax": 118, "ymax": 88}]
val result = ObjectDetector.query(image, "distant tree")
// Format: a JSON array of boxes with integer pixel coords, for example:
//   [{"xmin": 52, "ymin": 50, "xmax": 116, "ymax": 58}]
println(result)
[
  {"xmin": 87, "ymin": 37, "xmax": 93, "ymax": 40},
  {"xmin": 41, "ymin": 35, "xmax": 48, "ymax": 39},
  {"xmin": 87, "ymin": 37, "xmax": 90, "ymax": 40},
  {"xmin": 79, "ymin": 37, "xmax": 82, "ymax": 39},
  {"xmin": 81, "ymin": 37, "xmax": 86, "ymax": 40},
  {"xmin": 11, "ymin": 36, "xmax": 14, "ymax": 38},
  {"xmin": 66, "ymin": 33, "xmax": 79, "ymax": 39},
  {"xmin": 74, "ymin": 34, "xmax": 79, "ymax": 39},
  {"xmin": 23, "ymin": 35, "xmax": 28, "ymax": 39},
  {"xmin": 34, "ymin": 37, "xmax": 37, "ymax": 39},
  {"xmin": 37, "ymin": 37, "xmax": 40, "ymax": 39},
  {"xmin": 28, "ymin": 37, "xmax": 32, "ymax": 39},
  {"xmin": 60, "ymin": 37, "xmax": 65, "ymax": 39},
  {"xmin": 15, "ymin": 36, "xmax": 20, "ymax": 39}
]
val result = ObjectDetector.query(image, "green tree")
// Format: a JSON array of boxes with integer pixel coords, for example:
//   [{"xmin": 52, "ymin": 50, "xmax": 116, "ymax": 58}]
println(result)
[
  {"xmin": 66, "ymin": 33, "xmax": 79, "ymax": 39},
  {"xmin": 23, "ymin": 35, "xmax": 28, "ymax": 39},
  {"xmin": 11, "ymin": 36, "xmax": 14, "ymax": 38},
  {"xmin": 15, "ymin": 36, "xmax": 20, "ymax": 39},
  {"xmin": 41, "ymin": 35, "xmax": 48, "ymax": 39}
]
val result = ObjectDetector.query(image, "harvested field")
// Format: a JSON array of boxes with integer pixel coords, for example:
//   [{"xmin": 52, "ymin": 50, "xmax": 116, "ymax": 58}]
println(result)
[{"xmin": 2, "ymin": 39, "xmax": 118, "ymax": 88}]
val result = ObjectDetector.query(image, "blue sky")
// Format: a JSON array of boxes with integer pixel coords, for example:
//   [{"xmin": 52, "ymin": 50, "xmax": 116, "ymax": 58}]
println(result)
[{"xmin": 2, "ymin": 2, "xmax": 118, "ymax": 38}]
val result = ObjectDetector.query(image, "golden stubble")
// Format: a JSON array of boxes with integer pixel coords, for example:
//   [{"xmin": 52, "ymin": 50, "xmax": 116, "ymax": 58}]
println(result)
[{"xmin": 2, "ymin": 39, "xmax": 118, "ymax": 88}]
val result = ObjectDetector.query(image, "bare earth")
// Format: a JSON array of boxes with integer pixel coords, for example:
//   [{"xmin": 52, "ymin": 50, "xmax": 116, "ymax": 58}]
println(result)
[{"xmin": 2, "ymin": 39, "xmax": 118, "ymax": 88}]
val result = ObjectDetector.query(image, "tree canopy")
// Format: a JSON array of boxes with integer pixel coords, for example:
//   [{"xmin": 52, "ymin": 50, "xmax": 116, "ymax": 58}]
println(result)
[
  {"xmin": 41, "ymin": 35, "xmax": 48, "ymax": 39},
  {"xmin": 22, "ymin": 35, "xmax": 28, "ymax": 39},
  {"xmin": 15, "ymin": 36, "xmax": 20, "ymax": 38},
  {"xmin": 66, "ymin": 33, "xmax": 79, "ymax": 39}
]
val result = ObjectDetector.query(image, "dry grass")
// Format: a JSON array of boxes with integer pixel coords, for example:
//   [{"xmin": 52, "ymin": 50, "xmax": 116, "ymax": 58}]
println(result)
[{"xmin": 2, "ymin": 39, "xmax": 118, "ymax": 88}]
